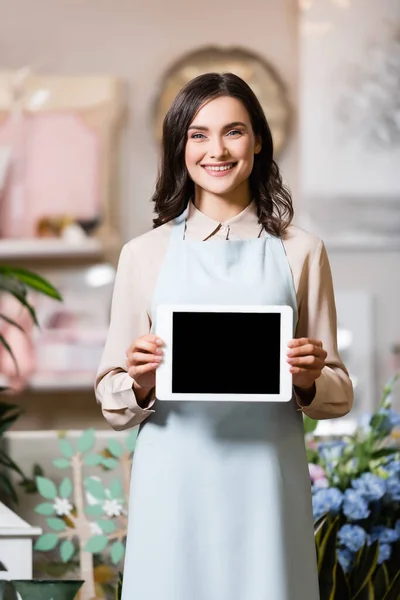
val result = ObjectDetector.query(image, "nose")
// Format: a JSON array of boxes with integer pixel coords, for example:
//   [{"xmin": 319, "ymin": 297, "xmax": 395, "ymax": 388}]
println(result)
[{"xmin": 209, "ymin": 136, "xmax": 228, "ymax": 159}]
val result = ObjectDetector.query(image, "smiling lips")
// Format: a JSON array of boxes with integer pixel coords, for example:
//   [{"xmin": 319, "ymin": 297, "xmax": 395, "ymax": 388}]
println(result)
[{"xmin": 201, "ymin": 162, "xmax": 237, "ymax": 177}]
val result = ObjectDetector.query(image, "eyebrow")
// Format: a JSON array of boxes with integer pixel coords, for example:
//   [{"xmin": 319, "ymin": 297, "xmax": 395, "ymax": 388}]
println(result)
[{"xmin": 187, "ymin": 121, "xmax": 248, "ymax": 131}]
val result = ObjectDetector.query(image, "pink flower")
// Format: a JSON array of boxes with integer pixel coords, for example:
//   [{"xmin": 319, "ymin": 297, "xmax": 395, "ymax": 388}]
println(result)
[{"xmin": 308, "ymin": 463, "xmax": 326, "ymax": 483}]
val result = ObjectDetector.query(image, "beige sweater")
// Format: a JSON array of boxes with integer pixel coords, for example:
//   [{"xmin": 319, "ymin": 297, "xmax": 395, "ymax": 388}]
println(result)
[{"xmin": 95, "ymin": 200, "xmax": 353, "ymax": 430}]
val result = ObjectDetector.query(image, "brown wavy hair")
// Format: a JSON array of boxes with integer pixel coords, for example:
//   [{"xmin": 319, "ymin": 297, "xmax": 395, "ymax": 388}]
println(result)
[{"xmin": 151, "ymin": 72, "xmax": 293, "ymax": 236}]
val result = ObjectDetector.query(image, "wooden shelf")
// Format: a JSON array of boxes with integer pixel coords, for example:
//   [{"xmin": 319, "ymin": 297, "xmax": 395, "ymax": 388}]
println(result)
[{"xmin": 0, "ymin": 237, "xmax": 103, "ymax": 261}]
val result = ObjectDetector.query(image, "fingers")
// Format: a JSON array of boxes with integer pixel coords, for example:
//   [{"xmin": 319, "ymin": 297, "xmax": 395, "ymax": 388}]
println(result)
[
  {"xmin": 126, "ymin": 335, "xmax": 163, "ymax": 357},
  {"xmin": 288, "ymin": 356, "xmax": 325, "ymax": 371},
  {"xmin": 287, "ymin": 338, "xmax": 323, "ymax": 349},
  {"xmin": 128, "ymin": 362, "xmax": 160, "ymax": 379},
  {"xmin": 287, "ymin": 344, "xmax": 327, "ymax": 360}
]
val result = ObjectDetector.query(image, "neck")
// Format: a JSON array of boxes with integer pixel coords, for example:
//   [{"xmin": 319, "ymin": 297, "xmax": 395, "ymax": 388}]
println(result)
[{"xmin": 193, "ymin": 181, "xmax": 252, "ymax": 222}]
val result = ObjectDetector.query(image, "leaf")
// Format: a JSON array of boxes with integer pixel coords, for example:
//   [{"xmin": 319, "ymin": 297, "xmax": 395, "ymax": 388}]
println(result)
[
  {"xmin": 83, "ymin": 534, "xmax": 109, "ymax": 554},
  {"xmin": 107, "ymin": 439, "xmax": 123, "ymax": 458},
  {"xmin": 34, "ymin": 532, "xmax": 59, "ymax": 551},
  {"xmin": 374, "ymin": 564, "xmax": 389, "ymax": 598},
  {"xmin": 0, "ymin": 472, "xmax": 18, "ymax": 504},
  {"xmin": 318, "ymin": 518, "xmax": 339, "ymax": 600},
  {"xmin": 59, "ymin": 477, "xmax": 72, "ymax": 499},
  {"xmin": 382, "ymin": 571, "xmax": 400, "ymax": 600},
  {"xmin": 59, "ymin": 439, "xmax": 74, "ymax": 458},
  {"xmin": 85, "ymin": 504, "xmax": 104, "ymax": 517},
  {"xmin": 314, "ymin": 513, "xmax": 327, "ymax": 536},
  {"xmin": 110, "ymin": 540, "xmax": 125, "ymax": 564},
  {"xmin": 109, "ymin": 479, "xmax": 123, "ymax": 500},
  {"xmin": 0, "ymin": 333, "xmax": 19, "ymax": 376},
  {"xmin": 125, "ymin": 429, "xmax": 138, "ymax": 453},
  {"xmin": 303, "ymin": 414, "xmax": 319, "ymax": 434},
  {"xmin": 60, "ymin": 539, "xmax": 75, "ymax": 563},
  {"xmin": 53, "ymin": 458, "xmax": 71, "ymax": 469},
  {"xmin": 84, "ymin": 453, "xmax": 103, "ymax": 466},
  {"xmin": 350, "ymin": 540, "xmax": 379, "ymax": 599},
  {"xmin": 334, "ymin": 561, "xmax": 351, "ymax": 600},
  {"xmin": 36, "ymin": 476, "xmax": 57, "ymax": 500},
  {"xmin": 102, "ymin": 457, "xmax": 119, "ymax": 470},
  {"xmin": 85, "ymin": 477, "xmax": 107, "ymax": 500},
  {"xmin": 97, "ymin": 519, "xmax": 116, "ymax": 534},
  {"xmin": 35, "ymin": 502, "xmax": 56, "ymax": 516},
  {"xmin": 0, "ymin": 313, "xmax": 25, "ymax": 333},
  {"xmin": 46, "ymin": 517, "xmax": 66, "ymax": 532},
  {"xmin": 0, "ymin": 275, "xmax": 39, "ymax": 326},
  {"xmin": 0, "ymin": 448, "xmax": 25, "ymax": 477},
  {"xmin": 78, "ymin": 428, "xmax": 96, "ymax": 453},
  {"xmin": 0, "ymin": 267, "xmax": 62, "ymax": 300},
  {"xmin": 356, "ymin": 580, "xmax": 375, "ymax": 600}
]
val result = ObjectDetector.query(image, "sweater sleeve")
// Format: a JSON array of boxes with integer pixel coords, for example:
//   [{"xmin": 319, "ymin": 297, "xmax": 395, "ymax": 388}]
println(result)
[
  {"xmin": 94, "ymin": 243, "xmax": 155, "ymax": 431},
  {"xmin": 294, "ymin": 240, "xmax": 354, "ymax": 420}
]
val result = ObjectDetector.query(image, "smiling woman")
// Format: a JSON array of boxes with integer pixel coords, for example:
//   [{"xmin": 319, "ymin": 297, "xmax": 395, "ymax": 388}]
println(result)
[
  {"xmin": 95, "ymin": 72, "xmax": 353, "ymax": 600},
  {"xmin": 152, "ymin": 72, "xmax": 293, "ymax": 234}
]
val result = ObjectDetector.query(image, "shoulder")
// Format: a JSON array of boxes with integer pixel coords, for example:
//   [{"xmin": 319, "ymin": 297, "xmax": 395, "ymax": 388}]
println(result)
[
  {"xmin": 281, "ymin": 224, "xmax": 324, "ymax": 265},
  {"xmin": 123, "ymin": 220, "xmax": 174, "ymax": 260}
]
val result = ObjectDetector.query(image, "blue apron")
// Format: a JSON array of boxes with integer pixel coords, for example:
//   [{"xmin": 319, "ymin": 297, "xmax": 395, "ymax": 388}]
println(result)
[{"xmin": 121, "ymin": 205, "xmax": 319, "ymax": 600}]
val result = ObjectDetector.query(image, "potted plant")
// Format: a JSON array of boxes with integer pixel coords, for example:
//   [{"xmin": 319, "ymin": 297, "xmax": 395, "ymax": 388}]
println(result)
[{"xmin": 0, "ymin": 266, "xmax": 62, "ymax": 503}]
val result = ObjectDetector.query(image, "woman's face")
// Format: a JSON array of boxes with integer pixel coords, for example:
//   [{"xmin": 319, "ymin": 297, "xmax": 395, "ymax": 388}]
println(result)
[{"xmin": 184, "ymin": 96, "xmax": 261, "ymax": 199}]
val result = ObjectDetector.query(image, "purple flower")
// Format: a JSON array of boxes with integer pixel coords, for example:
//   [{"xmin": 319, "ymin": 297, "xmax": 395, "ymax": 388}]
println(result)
[
  {"xmin": 318, "ymin": 441, "xmax": 347, "ymax": 464},
  {"xmin": 352, "ymin": 473, "xmax": 386, "ymax": 502},
  {"xmin": 386, "ymin": 474, "xmax": 400, "ymax": 502},
  {"xmin": 370, "ymin": 526, "xmax": 399, "ymax": 544},
  {"xmin": 343, "ymin": 489, "xmax": 370, "ymax": 521},
  {"xmin": 378, "ymin": 543, "xmax": 392, "ymax": 564},
  {"xmin": 309, "ymin": 463, "xmax": 326, "ymax": 483},
  {"xmin": 395, "ymin": 520, "xmax": 400, "ymax": 537},
  {"xmin": 312, "ymin": 487, "xmax": 343, "ymax": 520},
  {"xmin": 338, "ymin": 548, "xmax": 354, "ymax": 573},
  {"xmin": 338, "ymin": 524, "xmax": 367, "ymax": 553}
]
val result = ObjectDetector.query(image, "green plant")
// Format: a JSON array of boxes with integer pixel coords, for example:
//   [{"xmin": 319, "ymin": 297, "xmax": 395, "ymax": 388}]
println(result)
[
  {"xmin": 315, "ymin": 516, "xmax": 400, "ymax": 599},
  {"xmin": 0, "ymin": 265, "xmax": 61, "ymax": 502},
  {"xmin": 0, "ymin": 265, "xmax": 62, "ymax": 380},
  {"xmin": 306, "ymin": 375, "xmax": 400, "ymax": 599}
]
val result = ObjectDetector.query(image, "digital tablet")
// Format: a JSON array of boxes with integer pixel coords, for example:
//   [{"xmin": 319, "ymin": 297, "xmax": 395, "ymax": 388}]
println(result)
[{"xmin": 155, "ymin": 304, "xmax": 293, "ymax": 402}]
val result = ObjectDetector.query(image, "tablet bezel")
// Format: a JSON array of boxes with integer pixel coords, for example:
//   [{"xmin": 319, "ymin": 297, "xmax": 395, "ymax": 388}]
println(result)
[{"xmin": 155, "ymin": 304, "xmax": 293, "ymax": 402}]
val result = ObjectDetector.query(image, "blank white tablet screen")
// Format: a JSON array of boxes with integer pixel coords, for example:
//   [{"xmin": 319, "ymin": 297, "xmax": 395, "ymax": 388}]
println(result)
[{"xmin": 172, "ymin": 311, "xmax": 280, "ymax": 394}]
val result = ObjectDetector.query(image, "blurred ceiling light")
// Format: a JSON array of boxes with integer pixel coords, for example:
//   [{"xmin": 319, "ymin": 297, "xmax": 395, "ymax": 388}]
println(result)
[
  {"xmin": 27, "ymin": 88, "xmax": 51, "ymax": 111},
  {"xmin": 85, "ymin": 264, "xmax": 115, "ymax": 288},
  {"xmin": 337, "ymin": 327, "xmax": 353, "ymax": 351}
]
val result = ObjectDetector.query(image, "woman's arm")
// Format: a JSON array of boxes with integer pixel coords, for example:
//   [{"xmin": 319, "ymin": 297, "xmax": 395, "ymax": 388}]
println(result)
[
  {"xmin": 294, "ymin": 240, "xmax": 353, "ymax": 420},
  {"xmin": 94, "ymin": 243, "xmax": 155, "ymax": 430}
]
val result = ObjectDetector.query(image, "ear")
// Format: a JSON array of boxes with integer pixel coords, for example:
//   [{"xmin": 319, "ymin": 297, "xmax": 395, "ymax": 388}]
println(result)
[{"xmin": 254, "ymin": 136, "xmax": 262, "ymax": 155}]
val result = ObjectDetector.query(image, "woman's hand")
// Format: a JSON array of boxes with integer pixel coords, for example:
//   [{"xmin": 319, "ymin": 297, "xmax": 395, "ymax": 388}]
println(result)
[
  {"xmin": 286, "ymin": 338, "xmax": 327, "ymax": 391},
  {"xmin": 126, "ymin": 334, "xmax": 164, "ymax": 392}
]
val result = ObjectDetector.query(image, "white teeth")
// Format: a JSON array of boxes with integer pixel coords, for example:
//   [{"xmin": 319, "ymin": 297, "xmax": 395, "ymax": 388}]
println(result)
[{"xmin": 204, "ymin": 164, "xmax": 235, "ymax": 172}]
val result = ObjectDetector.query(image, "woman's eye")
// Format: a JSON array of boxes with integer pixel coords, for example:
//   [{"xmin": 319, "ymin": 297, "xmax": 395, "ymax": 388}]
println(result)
[
  {"xmin": 227, "ymin": 129, "xmax": 242, "ymax": 136},
  {"xmin": 190, "ymin": 133, "xmax": 205, "ymax": 139}
]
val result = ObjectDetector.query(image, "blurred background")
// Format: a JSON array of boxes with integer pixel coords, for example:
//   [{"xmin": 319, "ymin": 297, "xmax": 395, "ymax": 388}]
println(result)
[
  {"xmin": 1, "ymin": 0, "xmax": 399, "ymax": 428},
  {"xmin": 0, "ymin": 0, "xmax": 399, "ymax": 594}
]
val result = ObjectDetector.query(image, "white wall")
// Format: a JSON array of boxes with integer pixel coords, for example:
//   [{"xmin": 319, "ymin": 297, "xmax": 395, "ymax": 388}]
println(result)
[
  {"xmin": 299, "ymin": 0, "xmax": 400, "ymax": 408},
  {"xmin": 0, "ymin": 0, "xmax": 299, "ymax": 240}
]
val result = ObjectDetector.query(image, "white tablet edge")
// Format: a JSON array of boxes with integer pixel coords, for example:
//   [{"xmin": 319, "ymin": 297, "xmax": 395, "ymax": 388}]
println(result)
[{"xmin": 155, "ymin": 304, "xmax": 293, "ymax": 402}]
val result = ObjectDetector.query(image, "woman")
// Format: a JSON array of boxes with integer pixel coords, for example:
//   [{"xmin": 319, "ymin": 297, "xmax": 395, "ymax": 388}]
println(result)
[{"xmin": 95, "ymin": 72, "xmax": 353, "ymax": 600}]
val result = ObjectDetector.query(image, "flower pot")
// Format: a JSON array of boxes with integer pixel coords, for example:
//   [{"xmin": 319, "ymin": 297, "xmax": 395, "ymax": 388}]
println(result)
[{"xmin": 12, "ymin": 580, "xmax": 84, "ymax": 600}]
